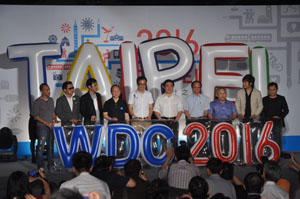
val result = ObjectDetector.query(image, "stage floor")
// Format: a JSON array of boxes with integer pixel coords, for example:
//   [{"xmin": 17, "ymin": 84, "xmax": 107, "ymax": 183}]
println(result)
[{"xmin": 0, "ymin": 154, "xmax": 299, "ymax": 198}]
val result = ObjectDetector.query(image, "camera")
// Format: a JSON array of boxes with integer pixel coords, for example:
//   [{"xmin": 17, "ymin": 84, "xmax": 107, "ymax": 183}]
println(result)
[{"xmin": 28, "ymin": 171, "xmax": 40, "ymax": 178}]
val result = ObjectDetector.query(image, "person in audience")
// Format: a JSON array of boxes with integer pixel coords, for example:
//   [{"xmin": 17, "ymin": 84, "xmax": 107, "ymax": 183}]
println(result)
[
  {"xmin": 113, "ymin": 159, "xmax": 148, "ymax": 199},
  {"xmin": 181, "ymin": 176, "xmax": 209, "ymax": 199},
  {"xmin": 146, "ymin": 179, "xmax": 169, "ymax": 199},
  {"xmin": 210, "ymin": 193, "xmax": 231, "ymax": 199},
  {"xmin": 235, "ymin": 74, "xmax": 263, "ymax": 120},
  {"xmin": 60, "ymin": 151, "xmax": 111, "ymax": 199},
  {"xmin": 261, "ymin": 160, "xmax": 289, "ymax": 199},
  {"xmin": 80, "ymin": 78, "xmax": 103, "ymax": 125},
  {"xmin": 32, "ymin": 83, "xmax": 57, "ymax": 171},
  {"xmin": 158, "ymin": 144, "xmax": 201, "ymax": 194},
  {"xmin": 262, "ymin": 82, "xmax": 289, "ymax": 150},
  {"xmin": 55, "ymin": 81, "xmax": 82, "ymax": 126},
  {"xmin": 208, "ymin": 87, "xmax": 237, "ymax": 122},
  {"xmin": 103, "ymin": 85, "xmax": 130, "ymax": 124},
  {"xmin": 154, "ymin": 79, "xmax": 183, "ymax": 147},
  {"xmin": 184, "ymin": 80, "xmax": 210, "ymax": 120},
  {"xmin": 50, "ymin": 188, "xmax": 83, "ymax": 199},
  {"xmin": 91, "ymin": 155, "xmax": 135, "ymax": 194},
  {"xmin": 205, "ymin": 158, "xmax": 236, "ymax": 199},
  {"xmin": 244, "ymin": 172, "xmax": 264, "ymax": 199},
  {"xmin": 128, "ymin": 76, "xmax": 154, "ymax": 133},
  {"xmin": 221, "ymin": 162, "xmax": 247, "ymax": 199}
]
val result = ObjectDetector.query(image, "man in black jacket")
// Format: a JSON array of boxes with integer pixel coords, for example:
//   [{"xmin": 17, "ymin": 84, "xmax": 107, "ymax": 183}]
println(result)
[
  {"xmin": 80, "ymin": 78, "xmax": 104, "ymax": 125},
  {"xmin": 262, "ymin": 82, "xmax": 289, "ymax": 150}
]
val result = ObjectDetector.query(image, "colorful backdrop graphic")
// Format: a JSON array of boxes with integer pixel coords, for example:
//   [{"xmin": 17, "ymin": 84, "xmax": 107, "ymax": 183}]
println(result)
[{"xmin": 0, "ymin": 5, "xmax": 300, "ymax": 157}]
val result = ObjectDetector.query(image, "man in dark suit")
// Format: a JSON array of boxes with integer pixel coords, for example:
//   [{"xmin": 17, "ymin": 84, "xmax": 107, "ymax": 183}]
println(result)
[
  {"xmin": 80, "ymin": 78, "xmax": 104, "ymax": 125},
  {"xmin": 55, "ymin": 81, "xmax": 82, "ymax": 126}
]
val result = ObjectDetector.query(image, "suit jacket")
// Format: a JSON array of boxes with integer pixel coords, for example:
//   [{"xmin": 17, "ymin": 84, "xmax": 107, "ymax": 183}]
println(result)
[
  {"xmin": 80, "ymin": 92, "xmax": 103, "ymax": 125},
  {"xmin": 55, "ymin": 95, "xmax": 82, "ymax": 126},
  {"xmin": 235, "ymin": 88, "xmax": 263, "ymax": 117}
]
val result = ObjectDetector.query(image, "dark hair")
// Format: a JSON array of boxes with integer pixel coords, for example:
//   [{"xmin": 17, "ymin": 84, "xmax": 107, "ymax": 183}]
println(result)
[
  {"xmin": 268, "ymin": 82, "xmax": 278, "ymax": 90},
  {"xmin": 86, "ymin": 78, "xmax": 97, "ymax": 88},
  {"xmin": 124, "ymin": 159, "xmax": 142, "ymax": 178},
  {"xmin": 242, "ymin": 74, "xmax": 255, "ymax": 88},
  {"xmin": 72, "ymin": 151, "xmax": 93, "ymax": 173},
  {"xmin": 191, "ymin": 80, "xmax": 202, "ymax": 88},
  {"xmin": 216, "ymin": 87, "xmax": 227, "ymax": 95},
  {"xmin": 93, "ymin": 155, "xmax": 115, "ymax": 172},
  {"xmin": 146, "ymin": 178, "xmax": 169, "ymax": 199},
  {"xmin": 175, "ymin": 145, "xmax": 191, "ymax": 162},
  {"xmin": 50, "ymin": 188, "xmax": 83, "ymax": 199},
  {"xmin": 6, "ymin": 171, "xmax": 31, "ymax": 199},
  {"xmin": 221, "ymin": 162, "xmax": 234, "ymax": 180},
  {"xmin": 244, "ymin": 172, "xmax": 264, "ymax": 194},
  {"xmin": 206, "ymin": 158, "xmax": 223, "ymax": 174},
  {"xmin": 110, "ymin": 84, "xmax": 121, "ymax": 93},
  {"xmin": 39, "ymin": 83, "xmax": 48, "ymax": 91},
  {"xmin": 30, "ymin": 179, "xmax": 44, "ymax": 196},
  {"xmin": 263, "ymin": 160, "xmax": 280, "ymax": 182},
  {"xmin": 188, "ymin": 176, "xmax": 209, "ymax": 199},
  {"xmin": 210, "ymin": 193, "xmax": 230, "ymax": 199},
  {"xmin": 137, "ymin": 76, "xmax": 147, "ymax": 84},
  {"xmin": 62, "ymin": 81, "xmax": 73, "ymax": 90},
  {"xmin": 163, "ymin": 79, "xmax": 174, "ymax": 87}
]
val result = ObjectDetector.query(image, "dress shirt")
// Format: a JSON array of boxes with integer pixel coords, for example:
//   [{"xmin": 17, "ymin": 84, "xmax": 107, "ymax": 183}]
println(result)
[
  {"xmin": 208, "ymin": 100, "xmax": 237, "ymax": 121},
  {"xmin": 154, "ymin": 94, "xmax": 183, "ymax": 118},
  {"xmin": 65, "ymin": 94, "xmax": 74, "ymax": 112},
  {"xmin": 128, "ymin": 90, "xmax": 153, "ymax": 118},
  {"xmin": 158, "ymin": 160, "xmax": 201, "ymax": 190},
  {"xmin": 60, "ymin": 172, "xmax": 111, "ymax": 199},
  {"xmin": 205, "ymin": 174, "xmax": 236, "ymax": 199},
  {"xmin": 261, "ymin": 181, "xmax": 289, "ymax": 199},
  {"xmin": 184, "ymin": 94, "xmax": 210, "ymax": 117}
]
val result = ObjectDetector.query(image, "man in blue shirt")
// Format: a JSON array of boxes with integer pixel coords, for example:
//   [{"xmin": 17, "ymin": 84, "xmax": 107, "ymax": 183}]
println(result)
[{"xmin": 208, "ymin": 87, "xmax": 237, "ymax": 122}]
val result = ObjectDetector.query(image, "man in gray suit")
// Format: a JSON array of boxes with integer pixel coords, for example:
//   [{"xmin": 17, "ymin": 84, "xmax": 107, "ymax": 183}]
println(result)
[{"xmin": 55, "ymin": 81, "xmax": 82, "ymax": 126}]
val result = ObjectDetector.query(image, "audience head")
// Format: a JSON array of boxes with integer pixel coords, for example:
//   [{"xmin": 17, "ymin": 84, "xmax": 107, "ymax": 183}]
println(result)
[
  {"xmin": 220, "ymin": 162, "xmax": 234, "ymax": 180},
  {"xmin": 206, "ymin": 158, "xmax": 223, "ymax": 175},
  {"xmin": 93, "ymin": 155, "xmax": 115, "ymax": 172},
  {"xmin": 124, "ymin": 159, "xmax": 142, "ymax": 178},
  {"xmin": 210, "ymin": 193, "xmax": 231, "ymax": 199},
  {"xmin": 6, "ymin": 171, "xmax": 31, "ymax": 199},
  {"xmin": 188, "ymin": 176, "xmax": 209, "ymax": 199},
  {"xmin": 146, "ymin": 178, "xmax": 169, "ymax": 199},
  {"xmin": 175, "ymin": 145, "xmax": 191, "ymax": 162},
  {"xmin": 72, "ymin": 151, "xmax": 93, "ymax": 174},
  {"xmin": 86, "ymin": 78, "xmax": 98, "ymax": 91},
  {"xmin": 50, "ymin": 188, "xmax": 83, "ymax": 199},
  {"xmin": 244, "ymin": 172, "xmax": 264, "ymax": 194},
  {"xmin": 242, "ymin": 74, "xmax": 255, "ymax": 88},
  {"xmin": 263, "ymin": 160, "xmax": 280, "ymax": 182}
]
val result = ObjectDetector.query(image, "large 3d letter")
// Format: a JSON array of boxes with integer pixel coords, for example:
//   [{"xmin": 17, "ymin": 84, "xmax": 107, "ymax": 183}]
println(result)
[
  {"xmin": 7, "ymin": 43, "xmax": 61, "ymax": 109},
  {"xmin": 139, "ymin": 37, "xmax": 194, "ymax": 99}
]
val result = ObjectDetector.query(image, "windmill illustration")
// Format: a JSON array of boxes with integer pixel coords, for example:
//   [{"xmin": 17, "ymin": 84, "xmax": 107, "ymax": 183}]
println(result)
[{"xmin": 101, "ymin": 26, "xmax": 115, "ymax": 43}]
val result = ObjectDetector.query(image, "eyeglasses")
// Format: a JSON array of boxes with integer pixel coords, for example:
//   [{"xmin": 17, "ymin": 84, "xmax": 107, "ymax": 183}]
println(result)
[
  {"xmin": 67, "ymin": 87, "xmax": 74, "ymax": 90},
  {"xmin": 138, "ymin": 83, "xmax": 146, "ymax": 86}
]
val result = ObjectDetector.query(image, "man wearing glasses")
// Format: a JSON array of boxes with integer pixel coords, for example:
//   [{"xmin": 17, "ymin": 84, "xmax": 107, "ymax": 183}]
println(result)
[
  {"xmin": 128, "ymin": 76, "xmax": 154, "ymax": 133},
  {"xmin": 55, "ymin": 81, "xmax": 82, "ymax": 126}
]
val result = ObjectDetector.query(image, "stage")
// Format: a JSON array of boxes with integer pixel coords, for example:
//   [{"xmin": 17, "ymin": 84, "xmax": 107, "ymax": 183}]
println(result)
[{"xmin": 0, "ymin": 154, "xmax": 300, "ymax": 198}]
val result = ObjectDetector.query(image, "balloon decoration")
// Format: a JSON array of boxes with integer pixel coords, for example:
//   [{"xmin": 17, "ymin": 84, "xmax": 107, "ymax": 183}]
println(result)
[
  {"xmin": 65, "ymin": 42, "xmax": 112, "ymax": 101},
  {"xmin": 119, "ymin": 42, "xmax": 139, "ymax": 101},
  {"xmin": 106, "ymin": 124, "xmax": 140, "ymax": 168},
  {"xmin": 241, "ymin": 123, "xmax": 252, "ymax": 164},
  {"xmin": 184, "ymin": 122, "xmax": 209, "ymax": 166},
  {"xmin": 250, "ymin": 47, "xmax": 269, "ymax": 97},
  {"xmin": 54, "ymin": 125, "xmax": 104, "ymax": 168},
  {"xmin": 255, "ymin": 121, "xmax": 280, "ymax": 163},
  {"xmin": 140, "ymin": 124, "xmax": 174, "ymax": 167},
  {"xmin": 211, "ymin": 122, "xmax": 238, "ymax": 163},
  {"xmin": 200, "ymin": 43, "xmax": 249, "ymax": 101},
  {"xmin": 7, "ymin": 43, "xmax": 62, "ymax": 109},
  {"xmin": 139, "ymin": 37, "xmax": 194, "ymax": 99}
]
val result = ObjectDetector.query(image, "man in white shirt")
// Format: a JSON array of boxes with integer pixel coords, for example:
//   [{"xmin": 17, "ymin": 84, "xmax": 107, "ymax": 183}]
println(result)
[
  {"xmin": 154, "ymin": 79, "xmax": 183, "ymax": 147},
  {"xmin": 261, "ymin": 161, "xmax": 289, "ymax": 199},
  {"xmin": 128, "ymin": 76, "xmax": 154, "ymax": 133},
  {"xmin": 60, "ymin": 151, "xmax": 111, "ymax": 199}
]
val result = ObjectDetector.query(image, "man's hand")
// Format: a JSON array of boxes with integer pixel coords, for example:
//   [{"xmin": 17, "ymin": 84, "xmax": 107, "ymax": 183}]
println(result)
[
  {"xmin": 273, "ymin": 116, "xmax": 280, "ymax": 119},
  {"xmin": 112, "ymin": 117, "xmax": 118, "ymax": 121},
  {"xmin": 238, "ymin": 114, "xmax": 244, "ymax": 118},
  {"xmin": 251, "ymin": 114, "xmax": 257, "ymax": 119},
  {"xmin": 88, "ymin": 192, "xmax": 101, "ymax": 199},
  {"xmin": 166, "ymin": 144, "xmax": 174, "ymax": 159},
  {"xmin": 91, "ymin": 115, "xmax": 96, "ymax": 121},
  {"xmin": 47, "ymin": 122, "xmax": 54, "ymax": 129},
  {"xmin": 139, "ymin": 171, "xmax": 148, "ymax": 181}
]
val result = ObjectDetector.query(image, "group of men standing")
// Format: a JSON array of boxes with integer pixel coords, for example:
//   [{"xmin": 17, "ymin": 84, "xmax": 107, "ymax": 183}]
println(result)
[{"xmin": 31, "ymin": 74, "xmax": 289, "ymax": 170}]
